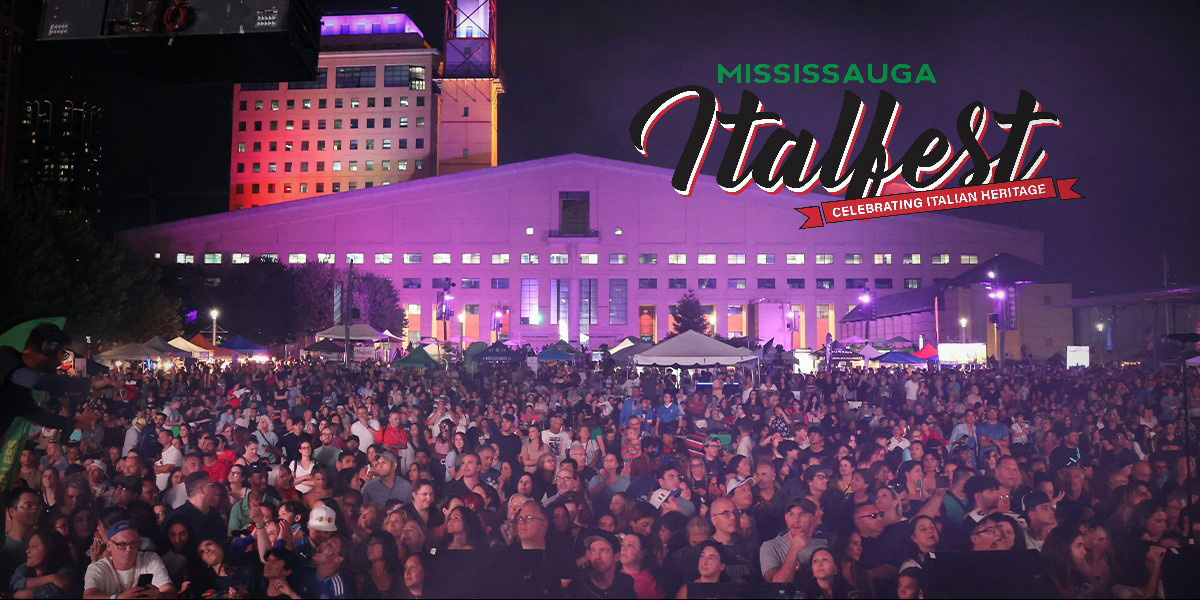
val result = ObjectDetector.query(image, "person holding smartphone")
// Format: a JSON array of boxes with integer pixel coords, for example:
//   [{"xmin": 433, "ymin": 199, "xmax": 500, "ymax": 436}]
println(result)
[{"xmin": 82, "ymin": 521, "xmax": 174, "ymax": 598}]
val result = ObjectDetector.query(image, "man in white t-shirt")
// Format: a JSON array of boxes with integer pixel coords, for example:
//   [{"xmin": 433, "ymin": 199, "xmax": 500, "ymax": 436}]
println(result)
[
  {"xmin": 541, "ymin": 416, "xmax": 572, "ymax": 462},
  {"xmin": 153, "ymin": 428, "xmax": 182, "ymax": 491},
  {"xmin": 83, "ymin": 521, "xmax": 174, "ymax": 598},
  {"xmin": 350, "ymin": 405, "xmax": 381, "ymax": 449},
  {"xmin": 904, "ymin": 375, "xmax": 920, "ymax": 403}
]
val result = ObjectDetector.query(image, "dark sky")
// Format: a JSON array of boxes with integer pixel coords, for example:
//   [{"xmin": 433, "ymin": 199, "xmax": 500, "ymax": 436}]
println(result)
[{"xmin": 24, "ymin": 1, "xmax": 1200, "ymax": 296}]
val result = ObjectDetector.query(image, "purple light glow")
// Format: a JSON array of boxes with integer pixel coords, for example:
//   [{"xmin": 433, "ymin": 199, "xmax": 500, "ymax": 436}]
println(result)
[
  {"xmin": 858, "ymin": 295, "xmax": 871, "ymax": 304},
  {"xmin": 320, "ymin": 14, "xmax": 424, "ymax": 37}
]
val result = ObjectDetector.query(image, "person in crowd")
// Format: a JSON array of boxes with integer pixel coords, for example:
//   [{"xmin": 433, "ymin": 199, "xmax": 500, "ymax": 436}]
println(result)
[{"xmin": 81, "ymin": 520, "xmax": 174, "ymax": 598}]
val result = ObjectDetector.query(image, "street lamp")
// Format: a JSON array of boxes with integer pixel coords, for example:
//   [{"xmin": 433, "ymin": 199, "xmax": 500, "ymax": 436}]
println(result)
[
  {"xmin": 1095, "ymin": 322, "xmax": 1104, "ymax": 332},
  {"xmin": 857, "ymin": 287, "xmax": 874, "ymax": 340},
  {"xmin": 959, "ymin": 317, "xmax": 968, "ymax": 343},
  {"xmin": 457, "ymin": 312, "xmax": 466, "ymax": 356},
  {"xmin": 209, "ymin": 309, "xmax": 220, "ymax": 345}
]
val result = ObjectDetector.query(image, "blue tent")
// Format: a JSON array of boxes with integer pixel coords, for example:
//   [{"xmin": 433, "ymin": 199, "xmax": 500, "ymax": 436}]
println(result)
[
  {"xmin": 536, "ymin": 347, "xmax": 574, "ymax": 362},
  {"xmin": 221, "ymin": 335, "xmax": 269, "ymax": 354},
  {"xmin": 876, "ymin": 351, "xmax": 927, "ymax": 365}
]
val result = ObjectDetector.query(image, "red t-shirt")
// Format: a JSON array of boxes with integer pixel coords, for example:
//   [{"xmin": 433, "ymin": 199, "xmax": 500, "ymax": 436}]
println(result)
[{"xmin": 375, "ymin": 425, "xmax": 409, "ymax": 448}]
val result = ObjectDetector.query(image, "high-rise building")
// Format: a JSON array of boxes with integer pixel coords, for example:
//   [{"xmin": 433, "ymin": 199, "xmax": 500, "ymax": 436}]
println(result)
[
  {"xmin": 436, "ymin": 0, "xmax": 502, "ymax": 176},
  {"xmin": 228, "ymin": 13, "xmax": 439, "ymax": 210},
  {"xmin": 15, "ymin": 99, "xmax": 103, "ymax": 202},
  {"xmin": 0, "ymin": 0, "xmax": 22, "ymax": 188}
]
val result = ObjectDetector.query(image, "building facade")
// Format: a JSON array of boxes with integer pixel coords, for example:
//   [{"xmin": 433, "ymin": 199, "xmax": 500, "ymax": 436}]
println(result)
[
  {"xmin": 122, "ymin": 154, "xmax": 1047, "ymax": 349},
  {"xmin": 0, "ymin": 0, "xmax": 21, "ymax": 188},
  {"xmin": 229, "ymin": 13, "xmax": 439, "ymax": 210},
  {"xmin": 14, "ymin": 99, "xmax": 102, "ymax": 202}
]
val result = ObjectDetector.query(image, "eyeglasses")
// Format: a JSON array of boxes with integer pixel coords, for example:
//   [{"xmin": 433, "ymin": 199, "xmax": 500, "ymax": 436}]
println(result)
[
  {"xmin": 856, "ymin": 512, "xmax": 884, "ymax": 520},
  {"xmin": 110, "ymin": 541, "xmax": 138, "ymax": 551},
  {"xmin": 973, "ymin": 526, "xmax": 999, "ymax": 537},
  {"xmin": 711, "ymin": 509, "xmax": 745, "ymax": 520},
  {"xmin": 516, "ymin": 515, "xmax": 545, "ymax": 524}
]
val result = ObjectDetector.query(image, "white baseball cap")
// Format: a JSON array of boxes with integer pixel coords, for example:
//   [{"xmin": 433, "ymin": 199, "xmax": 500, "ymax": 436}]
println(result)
[{"xmin": 307, "ymin": 505, "xmax": 337, "ymax": 532}]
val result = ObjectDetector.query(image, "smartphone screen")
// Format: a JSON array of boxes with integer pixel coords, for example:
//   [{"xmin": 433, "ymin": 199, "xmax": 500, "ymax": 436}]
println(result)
[{"xmin": 137, "ymin": 573, "xmax": 154, "ymax": 587}]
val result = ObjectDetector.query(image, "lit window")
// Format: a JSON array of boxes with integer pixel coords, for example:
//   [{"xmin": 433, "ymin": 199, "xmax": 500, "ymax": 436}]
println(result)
[
  {"xmin": 845, "ymin": 253, "xmax": 863, "ymax": 265},
  {"xmin": 874, "ymin": 253, "xmax": 893, "ymax": 265},
  {"xmin": 580, "ymin": 254, "xmax": 598, "ymax": 264},
  {"xmin": 237, "ymin": 142, "xmax": 246, "ymax": 153},
  {"xmin": 261, "ymin": 254, "xmax": 278, "ymax": 262},
  {"xmin": 932, "ymin": 253, "xmax": 950, "ymax": 264},
  {"xmin": 961, "ymin": 254, "xmax": 979, "ymax": 265},
  {"xmin": 432, "ymin": 253, "xmax": 451, "ymax": 264},
  {"xmin": 176, "ymin": 253, "xmax": 194, "ymax": 264},
  {"xmin": 550, "ymin": 253, "xmax": 569, "ymax": 264},
  {"xmin": 332, "ymin": 161, "xmax": 342, "ymax": 172},
  {"xmin": 403, "ymin": 253, "xmax": 422, "ymax": 264},
  {"xmin": 203, "ymin": 253, "xmax": 222, "ymax": 264},
  {"xmin": 727, "ymin": 254, "xmax": 746, "ymax": 265},
  {"xmin": 668, "ymin": 253, "xmax": 687, "ymax": 265},
  {"xmin": 407, "ymin": 304, "xmax": 421, "ymax": 314},
  {"xmin": 491, "ymin": 253, "xmax": 510, "ymax": 264},
  {"xmin": 728, "ymin": 278, "xmax": 747, "ymax": 289},
  {"xmin": 461, "ymin": 278, "xmax": 480, "ymax": 289},
  {"xmin": 232, "ymin": 253, "xmax": 251, "ymax": 264},
  {"xmin": 903, "ymin": 253, "xmax": 921, "ymax": 265},
  {"xmin": 317, "ymin": 253, "xmax": 336, "ymax": 264},
  {"xmin": 816, "ymin": 254, "xmax": 833, "ymax": 265},
  {"xmin": 609, "ymin": 253, "xmax": 627, "ymax": 264},
  {"xmin": 375, "ymin": 253, "xmax": 393, "ymax": 264},
  {"xmin": 816, "ymin": 278, "xmax": 834, "ymax": 289},
  {"xmin": 757, "ymin": 253, "xmax": 775, "ymax": 265},
  {"xmin": 462, "ymin": 253, "xmax": 480, "ymax": 264},
  {"xmin": 346, "ymin": 253, "xmax": 364, "ymax": 265},
  {"xmin": 288, "ymin": 253, "xmax": 307, "ymax": 264},
  {"xmin": 614, "ymin": 227, "xmax": 623, "ymax": 235},
  {"xmin": 521, "ymin": 253, "xmax": 539, "ymax": 264},
  {"xmin": 698, "ymin": 254, "xmax": 716, "ymax": 265},
  {"xmin": 786, "ymin": 254, "xmax": 804, "ymax": 264}
]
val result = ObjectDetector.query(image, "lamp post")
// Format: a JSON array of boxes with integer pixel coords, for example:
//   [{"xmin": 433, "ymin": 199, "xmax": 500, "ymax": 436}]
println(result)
[
  {"xmin": 458, "ymin": 312, "xmax": 466, "ymax": 358},
  {"xmin": 787, "ymin": 311, "xmax": 796, "ymax": 350},
  {"xmin": 209, "ymin": 309, "xmax": 220, "ymax": 345},
  {"xmin": 959, "ymin": 317, "xmax": 968, "ymax": 343},
  {"xmin": 987, "ymin": 270, "xmax": 1009, "ymax": 370},
  {"xmin": 1096, "ymin": 322, "xmax": 1105, "ymax": 364},
  {"xmin": 858, "ymin": 287, "xmax": 874, "ymax": 341}
]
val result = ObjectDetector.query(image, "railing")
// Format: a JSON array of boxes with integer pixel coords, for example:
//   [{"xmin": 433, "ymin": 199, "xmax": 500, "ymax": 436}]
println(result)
[{"xmin": 548, "ymin": 228, "xmax": 599, "ymax": 238}]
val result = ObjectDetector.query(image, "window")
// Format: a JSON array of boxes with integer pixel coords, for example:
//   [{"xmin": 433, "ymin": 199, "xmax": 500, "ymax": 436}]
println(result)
[
  {"xmin": 416, "ymin": 139, "xmax": 424, "ymax": 149},
  {"xmin": 235, "ymin": 184, "xmax": 244, "ymax": 194},
  {"xmin": 416, "ymin": 160, "xmax": 423, "ymax": 170},
  {"xmin": 238, "ymin": 121, "xmax": 246, "ymax": 131},
  {"xmin": 668, "ymin": 253, "xmax": 687, "ymax": 265},
  {"xmin": 332, "ymin": 183, "xmax": 340, "ymax": 192},
  {"xmin": 345, "ymin": 253, "xmax": 364, "ymax": 265},
  {"xmin": 669, "ymin": 278, "xmax": 687, "ymax": 289},
  {"xmin": 816, "ymin": 253, "xmax": 833, "ymax": 265},
  {"xmin": 904, "ymin": 278, "xmax": 921, "ymax": 289},
  {"xmin": 417, "ymin": 96, "xmax": 426, "ymax": 106},
  {"xmin": 816, "ymin": 304, "xmax": 831, "ymax": 320},
  {"xmin": 639, "ymin": 253, "xmax": 658, "ymax": 265},
  {"xmin": 614, "ymin": 227, "xmax": 624, "ymax": 235},
  {"xmin": 375, "ymin": 253, "xmax": 393, "ymax": 264},
  {"xmin": 461, "ymin": 278, "xmax": 480, "ymax": 289},
  {"xmin": 786, "ymin": 253, "xmax": 805, "ymax": 264},
  {"xmin": 350, "ymin": 98, "xmax": 360, "ymax": 108},
  {"xmin": 231, "ymin": 253, "xmax": 251, "ymax": 264},
  {"xmin": 399, "ymin": 117, "xmax": 409, "ymax": 128},
  {"xmin": 845, "ymin": 253, "xmax": 863, "ymax": 265},
  {"xmin": 350, "ymin": 119, "xmax": 359, "ymax": 129},
  {"xmin": 261, "ymin": 254, "xmax": 278, "ymax": 262},
  {"xmin": 491, "ymin": 278, "xmax": 509, "ymax": 289},
  {"xmin": 410, "ymin": 67, "xmax": 426, "ymax": 90},
  {"xmin": 271, "ymin": 100, "xmax": 279, "ymax": 111},
  {"xmin": 550, "ymin": 253, "xmax": 569, "ymax": 264},
  {"xmin": 757, "ymin": 253, "xmax": 776, "ymax": 265},
  {"xmin": 846, "ymin": 278, "xmax": 867, "ymax": 289},
  {"xmin": 579, "ymin": 278, "xmax": 598, "ymax": 330},
  {"xmin": 403, "ymin": 253, "xmax": 422, "ymax": 264},
  {"xmin": 609, "ymin": 279, "xmax": 628, "ymax": 325},
  {"xmin": 176, "ymin": 253, "xmax": 194, "ymax": 264},
  {"xmin": 317, "ymin": 253, "xmax": 336, "ymax": 264},
  {"xmin": 903, "ymin": 253, "xmax": 921, "ymax": 265},
  {"xmin": 520, "ymin": 279, "xmax": 539, "ymax": 324},
  {"xmin": 816, "ymin": 278, "xmax": 834, "ymax": 289},
  {"xmin": 383, "ymin": 97, "xmax": 392, "ymax": 107},
  {"xmin": 432, "ymin": 253, "xmax": 451, "ymax": 264},
  {"xmin": 727, "ymin": 253, "xmax": 746, "ymax": 264},
  {"xmin": 580, "ymin": 254, "xmax": 599, "ymax": 264},
  {"xmin": 334, "ymin": 119, "xmax": 342, "ymax": 129},
  {"xmin": 432, "ymin": 277, "xmax": 451, "ymax": 289},
  {"xmin": 462, "ymin": 253, "xmax": 481, "ymax": 264},
  {"xmin": 332, "ymin": 161, "xmax": 342, "ymax": 172},
  {"xmin": 285, "ymin": 120, "xmax": 294, "ymax": 130},
  {"xmin": 609, "ymin": 253, "xmax": 627, "ymax": 264},
  {"xmin": 335, "ymin": 66, "xmax": 376, "ymax": 88},
  {"xmin": 241, "ymin": 82, "xmax": 279, "ymax": 91},
  {"xmin": 961, "ymin": 254, "xmax": 980, "ymax": 264},
  {"xmin": 398, "ymin": 160, "xmax": 408, "ymax": 171},
  {"xmin": 252, "ymin": 163, "xmax": 261, "ymax": 173},
  {"xmin": 382, "ymin": 139, "xmax": 392, "ymax": 150},
  {"xmin": 698, "ymin": 278, "xmax": 717, "ymax": 289},
  {"xmin": 491, "ymin": 253, "xmax": 510, "ymax": 264},
  {"xmin": 521, "ymin": 253, "xmax": 539, "ymax": 264},
  {"xmin": 383, "ymin": 65, "xmax": 415, "ymax": 87},
  {"xmin": 303, "ymin": 99, "xmax": 311, "ymax": 109},
  {"xmin": 236, "ymin": 163, "xmax": 245, "ymax": 173},
  {"xmin": 402, "ymin": 278, "xmax": 421, "ymax": 289},
  {"xmin": 203, "ymin": 253, "xmax": 222, "ymax": 264},
  {"xmin": 875, "ymin": 278, "xmax": 893, "ymax": 289},
  {"xmin": 728, "ymin": 278, "xmax": 747, "ymax": 289},
  {"xmin": 638, "ymin": 278, "xmax": 657, "ymax": 289},
  {"xmin": 787, "ymin": 278, "xmax": 805, "ymax": 289},
  {"xmin": 698, "ymin": 254, "xmax": 716, "ymax": 265},
  {"xmin": 927, "ymin": 253, "xmax": 948, "ymax": 265},
  {"xmin": 757, "ymin": 278, "xmax": 775, "ymax": 289},
  {"xmin": 288, "ymin": 253, "xmax": 306, "ymax": 264},
  {"xmin": 317, "ymin": 119, "xmax": 326, "ymax": 130},
  {"xmin": 348, "ymin": 140, "xmax": 357, "ymax": 150},
  {"xmin": 558, "ymin": 191, "xmax": 591, "ymax": 234},
  {"xmin": 288, "ymin": 68, "xmax": 328, "ymax": 89},
  {"xmin": 238, "ymin": 101, "xmax": 247, "ymax": 111},
  {"xmin": 316, "ymin": 161, "xmax": 325, "ymax": 171},
  {"xmin": 254, "ymin": 121, "xmax": 262, "ymax": 131},
  {"xmin": 874, "ymin": 253, "xmax": 893, "ymax": 265},
  {"xmin": 268, "ymin": 163, "xmax": 277, "ymax": 172},
  {"xmin": 237, "ymin": 142, "xmax": 246, "ymax": 153}
]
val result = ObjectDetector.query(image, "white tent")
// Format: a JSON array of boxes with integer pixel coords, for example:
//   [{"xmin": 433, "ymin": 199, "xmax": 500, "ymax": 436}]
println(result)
[
  {"xmin": 420, "ymin": 343, "xmax": 450, "ymax": 359},
  {"xmin": 633, "ymin": 330, "xmax": 757, "ymax": 367},
  {"xmin": 98, "ymin": 343, "xmax": 175, "ymax": 362},
  {"xmin": 858, "ymin": 345, "xmax": 885, "ymax": 360},
  {"xmin": 315, "ymin": 323, "xmax": 389, "ymax": 341},
  {"xmin": 380, "ymin": 329, "xmax": 404, "ymax": 340},
  {"xmin": 608, "ymin": 336, "xmax": 643, "ymax": 354},
  {"xmin": 168, "ymin": 336, "xmax": 213, "ymax": 359}
]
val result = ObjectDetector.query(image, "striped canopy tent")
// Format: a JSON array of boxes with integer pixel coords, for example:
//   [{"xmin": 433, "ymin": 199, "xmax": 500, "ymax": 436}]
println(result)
[{"xmin": 188, "ymin": 334, "xmax": 239, "ymax": 360}]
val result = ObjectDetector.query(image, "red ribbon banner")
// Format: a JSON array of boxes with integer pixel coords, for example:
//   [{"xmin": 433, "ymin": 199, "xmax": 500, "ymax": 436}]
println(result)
[{"xmin": 795, "ymin": 177, "xmax": 1082, "ymax": 229}]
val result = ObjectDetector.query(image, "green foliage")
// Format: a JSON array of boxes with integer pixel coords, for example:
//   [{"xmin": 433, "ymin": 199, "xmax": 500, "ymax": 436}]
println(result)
[
  {"xmin": 0, "ymin": 190, "xmax": 180, "ymax": 347},
  {"xmin": 671, "ymin": 289, "xmax": 710, "ymax": 335},
  {"xmin": 353, "ymin": 272, "xmax": 407, "ymax": 336}
]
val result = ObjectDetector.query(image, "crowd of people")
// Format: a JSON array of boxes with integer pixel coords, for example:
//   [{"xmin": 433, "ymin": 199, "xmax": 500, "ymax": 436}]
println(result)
[{"xmin": 2, "ymin": 325, "xmax": 1199, "ymax": 598}]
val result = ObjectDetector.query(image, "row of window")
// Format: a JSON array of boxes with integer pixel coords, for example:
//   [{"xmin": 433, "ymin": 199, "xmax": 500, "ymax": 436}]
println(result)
[
  {"xmin": 235, "ymin": 158, "xmax": 424, "ymax": 174},
  {"xmin": 238, "ymin": 94, "xmax": 425, "ymax": 112},
  {"xmin": 239, "ymin": 66, "xmax": 427, "ymax": 92},
  {"xmin": 236, "ymin": 137, "xmax": 423, "ymax": 153},
  {"xmin": 232, "ymin": 174, "xmax": 421, "ymax": 197},
  {"xmin": 236, "ymin": 116, "xmax": 425, "ymax": 132}
]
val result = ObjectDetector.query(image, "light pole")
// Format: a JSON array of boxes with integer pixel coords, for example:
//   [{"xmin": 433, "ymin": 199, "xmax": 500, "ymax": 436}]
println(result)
[
  {"xmin": 458, "ymin": 312, "xmax": 466, "ymax": 357},
  {"xmin": 209, "ymin": 309, "xmax": 220, "ymax": 345},
  {"xmin": 959, "ymin": 317, "xmax": 968, "ymax": 343},
  {"xmin": 493, "ymin": 309, "xmax": 504, "ymax": 342},
  {"xmin": 987, "ymin": 270, "xmax": 1009, "ymax": 369},
  {"xmin": 787, "ymin": 311, "xmax": 797, "ymax": 350},
  {"xmin": 1096, "ymin": 322, "xmax": 1105, "ymax": 364},
  {"xmin": 858, "ymin": 287, "xmax": 874, "ymax": 341}
]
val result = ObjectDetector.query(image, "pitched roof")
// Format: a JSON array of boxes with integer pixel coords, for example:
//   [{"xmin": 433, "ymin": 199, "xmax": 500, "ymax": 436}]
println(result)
[
  {"xmin": 841, "ymin": 287, "xmax": 941, "ymax": 322},
  {"xmin": 949, "ymin": 252, "xmax": 1061, "ymax": 286}
]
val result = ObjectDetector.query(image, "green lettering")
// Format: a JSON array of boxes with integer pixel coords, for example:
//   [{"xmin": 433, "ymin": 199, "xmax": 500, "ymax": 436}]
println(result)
[
  {"xmin": 892, "ymin": 64, "xmax": 912, "ymax": 84},
  {"xmin": 822, "ymin": 64, "xmax": 840, "ymax": 84},
  {"xmin": 802, "ymin": 64, "xmax": 820, "ymax": 83},
  {"xmin": 753, "ymin": 64, "xmax": 772, "ymax": 84},
  {"xmin": 843, "ymin": 63, "xmax": 864, "ymax": 84},
  {"xmin": 717, "ymin": 64, "xmax": 741, "ymax": 84},
  {"xmin": 867, "ymin": 64, "xmax": 888, "ymax": 84},
  {"xmin": 773, "ymin": 64, "xmax": 791, "ymax": 84},
  {"xmin": 916, "ymin": 63, "xmax": 937, "ymax": 84}
]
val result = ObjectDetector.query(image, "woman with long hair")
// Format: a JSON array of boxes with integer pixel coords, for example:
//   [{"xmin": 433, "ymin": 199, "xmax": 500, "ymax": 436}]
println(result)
[
  {"xmin": 800, "ymin": 547, "xmax": 858, "ymax": 599},
  {"xmin": 226, "ymin": 464, "xmax": 248, "ymax": 504},
  {"xmin": 620, "ymin": 531, "xmax": 665, "ymax": 599},
  {"xmin": 288, "ymin": 438, "xmax": 320, "ymax": 494},
  {"xmin": 235, "ymin": 439, "xmax": 260, "ymax": 466},
  {"xmin": 532, "ymin": 454, "xmax": 558, "ymax": 500},
  {"xmin": 588, "ymin": 453, "xmax": 630, "ymax": 508},
  {"xmin": 443, "ymin": 505, "xmax": 486, "ymax": 550},
  {"xmin": 675, "ymin": 540, "xmax": 725, "ymax": 599},
  {"xmin": 402, "ymin": 552, "xmax": 432, "ymax": 599},
  {"xmin": 9, "ymin": 529, "xmax": 76, "ymax": 599},
  {"xmin": 362, "ymin": 530, "xmax": 405, "ymax": 598},
  {"xmin": 38, "ymin": 468, "xmax": 60, "ymax": 509},
  {"xmin": 900, "ymin": 515, "xmax": 940, "ymax": 571},
  {"xmin": 195, "ymin": 537, "xmax": 255, "ymax": 597},
  {"xmin": 833, "ymin": 456, "xmax": 856, "ymax": 494},
  {"xmin": 302, "ymin": 470, "xmax": 334, "ymax": 507},
  {"xmin": 1042, "ymin": 524, "xmax": 1099, "ymax": 598},
  {"xmin": 833, "ymin": 530, "xmax": 874, "ymax": 598},
  {"xmin": 1127, "ymin": 501, "xmax": 1170, "ymax": 544}
]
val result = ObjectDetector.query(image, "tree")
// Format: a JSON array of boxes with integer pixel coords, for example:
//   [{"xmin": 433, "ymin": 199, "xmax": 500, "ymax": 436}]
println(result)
[
  {"xmin": 290, "ymin": 263, "xmax": 338, "ymax": 336},
  {"xmin": 0, "ymin": 190, "xmax": 180, "ymax": 348},
  {"xmin": 671, "ymin": 289, "xmax": 710, "ymax": 335},
  {"xmin": 353, "ymin": 272, "xmax": 406, "ymax": 338}
]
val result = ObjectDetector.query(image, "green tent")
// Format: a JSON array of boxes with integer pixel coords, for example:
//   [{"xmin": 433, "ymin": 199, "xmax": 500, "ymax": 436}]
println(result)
[
  {"xmin": 0, "ymin": 316, "xmax": 66, "ymax": 489},
  {"xmin": 394, "ymin": 346, "xmax": 440, "ymax": 369},
  {"xmin": 551, "ymin": 340, "xmax": 581, "ymax": 355},
  {"xmin": 464, "ymin": 341, "xmax": 488, "ymax": 359}
]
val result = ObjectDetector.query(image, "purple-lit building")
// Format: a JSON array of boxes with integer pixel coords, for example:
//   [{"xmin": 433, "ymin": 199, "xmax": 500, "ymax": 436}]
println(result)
[{"xmin": 121, "ymin": 154, "xmax": 1049, "ymax": 350}]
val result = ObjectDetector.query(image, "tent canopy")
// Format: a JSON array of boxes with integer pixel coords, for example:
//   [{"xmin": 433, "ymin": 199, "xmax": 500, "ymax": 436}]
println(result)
[
  {"xmin": 817, "ymin": 341, "xmax": 862, "ymax": 361},
  {"xmin": 475, "ymin": 341, "xmax": 522, "ymax": 364},
  {"xmin": 608, "ymin": 336, "xmax": 643, "ymax": 354},
  {"xmin": 633, "ymin": 330, "xmax": 757, "ymax": 367},
  {"xmin": 610, "ymin": 341, "xmax": 654, "ymax": 365},
  {"xmin": 876, "ymin": 351, "xmax": 927, "ymax": 365},
  {"xmin": 464, "ymin": 341, "xmax": 488, "ymax": 358},
  {"xmin": 394, "ymin": 346, "xmax": 439, "ymax": 369},
  {"xmin": 189, "ymin": 334, "xmax": 239, "ymax": 359},
  {"xmin": 857, "ymin": 346, "xmax": 885, "ymax": 360},
  {"xmin": 315, "ymin": 323, "xmax": 389, "ymax": 342},
  {"xmin": 882, "ymin": 336, "xmax": 915, "ymax": 348},
  {"xmin": 304, "ymin": 339, "xmax": 345, "ymax": 353},
  {"xmin": 537, "ymin": 347, "xmax": 575, "ymax": 362},
  {"xmin": 1186, "ymin": 354, "xmax": 1200, "ymax": 366},
  {"xmin": 99, "ymin": 343, "xmax": 172, "ymax": 361},
  {"xmin": 220, "ymin": 335, "xmax": 268, "ymax": 354},
  {"xmin": 550, "ymin": 340, "xmax": 582, "ymax": 355},
  {"xmin": 840, "ymin": 335, "xmax": 870, "ymax": 346},
  {"xmin": 168, "ymin": 336, "xmax": 213, "ymax": 357},
  {"xmin": 913, "ymin": 344, "xmax": 939, "ymax": 359},
  {"xmin": 144, "ymin": 336, "xmax": 190, "ymax": 358}
]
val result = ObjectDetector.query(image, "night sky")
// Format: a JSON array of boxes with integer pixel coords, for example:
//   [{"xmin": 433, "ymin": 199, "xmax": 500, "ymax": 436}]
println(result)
[{"xmin": 22, "ymin": 1, "xmax": 1200, "ymax": 296}]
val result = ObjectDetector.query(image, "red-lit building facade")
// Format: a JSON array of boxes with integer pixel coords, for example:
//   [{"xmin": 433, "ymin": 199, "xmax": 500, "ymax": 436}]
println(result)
[{"xmin": 229, "ymin": 14, "xmax": 439, "ymax": 210}]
